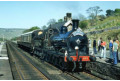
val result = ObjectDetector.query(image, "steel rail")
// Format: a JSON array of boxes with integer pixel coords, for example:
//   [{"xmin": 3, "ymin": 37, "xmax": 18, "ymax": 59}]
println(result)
[
  {"xmin": 7, "ymin": 43, "xmax": 24, "ymax": 80},
  {"xmin": 7, "ymin": 42, "xmax": 49, "ymax": 80}
]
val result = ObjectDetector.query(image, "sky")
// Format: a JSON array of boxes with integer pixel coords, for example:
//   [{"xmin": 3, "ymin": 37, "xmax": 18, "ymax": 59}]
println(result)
[{"xmin": 0, "ymin": 1, "xmax": 120, "ymax": 29}]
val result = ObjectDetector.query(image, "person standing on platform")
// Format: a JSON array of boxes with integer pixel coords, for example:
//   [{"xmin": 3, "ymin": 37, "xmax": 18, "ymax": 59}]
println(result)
[
  {"xmin": 113, "ymin": 39, "xmax": 118, "ymax": 65},
  {"xmin": 93, "ymin": 39, "xmax": 97, "ymax": 54},
  {"xmin": 101, "ymin": 40, "xmax": 106, "ymax": 59},
  {"xmin": 116, "ymin": 37, "xmax": 119, "ymax": 62},
  {"xmin": 109, "ymin": 39, "xmax": 113, "ymax": 63},
  {"xmin": 98, "ymin": 37, "xmax": 102, "ymax": 52}
]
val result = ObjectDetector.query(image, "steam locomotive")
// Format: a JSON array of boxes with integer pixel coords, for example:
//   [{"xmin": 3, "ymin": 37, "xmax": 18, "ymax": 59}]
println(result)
[{"xmin": 17, "ymin": 19, "xmax": 96, "ymax": 71}]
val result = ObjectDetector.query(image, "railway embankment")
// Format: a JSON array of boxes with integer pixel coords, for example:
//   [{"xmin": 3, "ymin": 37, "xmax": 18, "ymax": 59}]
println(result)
[{"xmin": 86, "ymin": 55, "xmax": 120, "ymax": 80}]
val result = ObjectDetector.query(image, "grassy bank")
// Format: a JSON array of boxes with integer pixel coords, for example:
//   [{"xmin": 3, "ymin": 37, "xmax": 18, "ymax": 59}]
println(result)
[{"xmin": 87, "ymin": 16, "xmax": 120, "ymax": 32}]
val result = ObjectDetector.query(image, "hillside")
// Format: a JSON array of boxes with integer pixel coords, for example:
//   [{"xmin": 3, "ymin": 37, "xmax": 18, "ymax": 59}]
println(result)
[
  {"xmin": 85, "ymin": 16, "xmax": 120, "ymax": 50},
  {"xmin": 0, "ymin": 28, "xmax": 26, "ymax": 40},
  {"xmin": 85, "ymin": 16, "xmax": 120, "ymax": 33}
]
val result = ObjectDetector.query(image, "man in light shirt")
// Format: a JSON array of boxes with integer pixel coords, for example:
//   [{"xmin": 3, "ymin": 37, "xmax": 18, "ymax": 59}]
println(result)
[{"xmin": 113, "ymin": 39, "xmax": 118, "ymax": 65}]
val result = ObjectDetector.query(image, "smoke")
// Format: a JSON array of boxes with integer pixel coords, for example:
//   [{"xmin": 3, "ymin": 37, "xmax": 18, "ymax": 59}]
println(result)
[
  {"xmin": 64, "ymin": 2, "xmax": 81, "ymax": 19},
  {"xmin": 66, "ymin": 2, "xmax": 79, "ymax": 12},
  {"xmin": 65, "ymin": 2, "xmax": 80, "ymax": 13}
]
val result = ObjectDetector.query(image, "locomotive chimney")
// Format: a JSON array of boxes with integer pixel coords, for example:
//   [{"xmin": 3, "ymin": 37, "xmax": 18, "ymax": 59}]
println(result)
[
  {"xmin": 66, "ymin": 13, "xmax": 72, "ymax": 21},
  {"xmin": 64, "ymin": 16, "xmax": 67, "ymax": 22},
  {"xmin": 67, "ymin": 13, "xmax": 71, "ymax": 18},
  {"xmin": 72, "ymin": 19, "xmax": 79, "ymax": 30},
  {"xmin": 64, "ymin": 13, "xmax": 72, "ymax": 22}
]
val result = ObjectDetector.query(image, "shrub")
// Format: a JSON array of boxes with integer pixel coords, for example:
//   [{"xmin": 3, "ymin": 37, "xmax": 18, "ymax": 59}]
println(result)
[{"xmin": 79, "ymin": 20, "xmax": 88, "ymax": 30}]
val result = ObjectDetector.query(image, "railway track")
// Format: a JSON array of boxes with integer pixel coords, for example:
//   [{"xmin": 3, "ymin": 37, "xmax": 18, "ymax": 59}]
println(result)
[
  {"xmin": 7, "ymin": 41, "xmax": 49, "ymax": 80},
  {"xmin": 7, "ymin": 41, "xmax": 103, "ymax": 80},
  {"xmin": 40, "ymin": 59, "xmax": 102, "ymax": 80},
  {"xmin": 65, "ymin": 71, "xmax": 102, "ymax": 80},
  {"xmin": 7, "ymin": 41, "xmax": 78, "ymax": 80}
]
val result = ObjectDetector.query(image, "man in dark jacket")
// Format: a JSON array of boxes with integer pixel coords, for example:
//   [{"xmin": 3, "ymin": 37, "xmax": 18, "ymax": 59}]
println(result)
[
  {"xmin": 109, "ymin": 39, "xmax": 113, "ymax": 63},
  {"xmin": 93, "ymin": 39, "xmax": 97, "ymax": 54},
  {"xmin": 98, "ymin": 38, "xmax": 102, "ymax": 52}
]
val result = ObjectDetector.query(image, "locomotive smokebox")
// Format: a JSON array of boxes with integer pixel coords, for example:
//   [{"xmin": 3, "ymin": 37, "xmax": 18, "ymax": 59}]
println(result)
[{"xmin": 72, "ymin": 19, "xmax": 79, "ymax": 30}]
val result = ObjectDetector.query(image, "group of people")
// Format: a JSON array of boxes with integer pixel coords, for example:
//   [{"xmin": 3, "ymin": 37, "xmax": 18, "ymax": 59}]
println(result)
[{"xmin": 89, "ymin": 37, "xmax": 119, "ymax": 65}]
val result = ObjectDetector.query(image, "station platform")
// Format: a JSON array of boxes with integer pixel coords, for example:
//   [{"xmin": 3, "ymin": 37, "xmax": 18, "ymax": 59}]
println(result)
[
  {"xmin": 87, "ymin": 48, "xmax": 120, "ymax": 80},
  {"xmin": 89, "ymin": 48, "xmax": 120, "ymax": 67},
  {"xmin": 0, "ymin": 42, "xmax": 13, "ymax": 80}
]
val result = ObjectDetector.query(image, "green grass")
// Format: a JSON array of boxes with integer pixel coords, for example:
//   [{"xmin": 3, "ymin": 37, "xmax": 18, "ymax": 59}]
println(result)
[{"xmin": 88, "ymin": 16, "xmax": 120, "ymax": 32}]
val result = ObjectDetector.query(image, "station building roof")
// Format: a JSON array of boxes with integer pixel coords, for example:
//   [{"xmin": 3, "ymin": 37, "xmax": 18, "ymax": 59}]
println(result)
[{"xmin": 48, "ymin": 22, "xmax": 66, "ymax": 31}]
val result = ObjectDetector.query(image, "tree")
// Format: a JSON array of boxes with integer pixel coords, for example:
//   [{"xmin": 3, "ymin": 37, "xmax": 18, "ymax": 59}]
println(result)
[
  {"xmin": 79, "ymin": 20, "xmax": 88, "ymax": 30},
  {"xmin": 87, "ymin": 6, "xmax": 102, "ymax": 18},
  {"xmin": 47, "ymin": 19, "xmax": 56, "ymax": 25},
  {"xmin": 94, "ymin": 6, "xmax": 103, "ymax": 18},
  {"xmin": 99, "ymin": 15, "xmax": 106, "ymax": 21},
  {"xmin": 114, "ymin": 8, "xmax": 120, "ymax": 16},
  {"xmin": 88, "ymin": 13, "xmax": 96, "ymax": 26},
  {"xmin": 115, "ymin": 8, "xmax": 120, "ymax": 13},
  {"xmin": 106, "ymin": 9, "xmax": 114, "ymax": 17},
  {"xmin": 58, "ymin": 19, "xmax": 63, "ymax": 22},
  {"xmin": 78, "ymin": 14, "xmax": 86, "ymax": 21},
  {"xmin": 87, "ymin": 6, "xmax": 103, "ymax": 25},
  {"xmin": 42, "ymin": 25, "xmax": 47, "ymax": 30},
  {"xmin": 23, "ymin": 26, "xmax": 40, "ymax": 33}
]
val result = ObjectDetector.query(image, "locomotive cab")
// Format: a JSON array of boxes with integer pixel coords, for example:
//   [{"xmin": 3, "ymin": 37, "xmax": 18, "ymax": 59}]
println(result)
[{"xmin": 60, "ymin": 26, "xmax": 68, "ymax": 34}]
